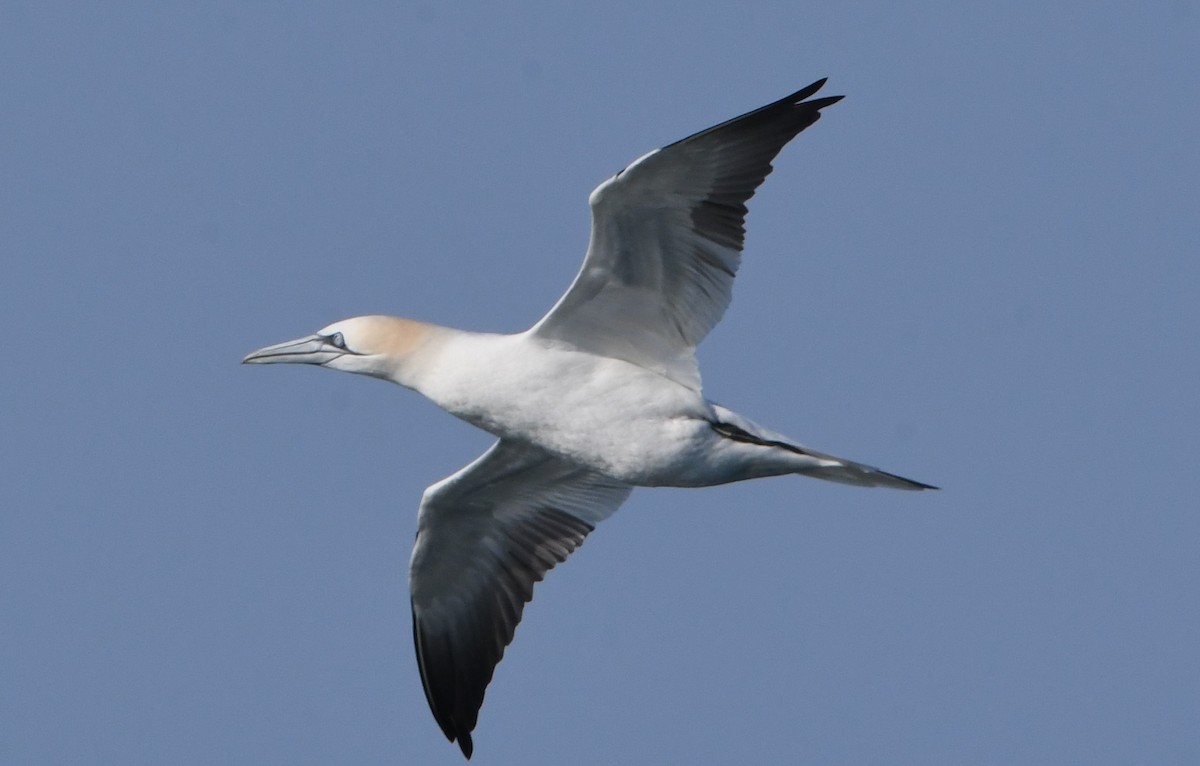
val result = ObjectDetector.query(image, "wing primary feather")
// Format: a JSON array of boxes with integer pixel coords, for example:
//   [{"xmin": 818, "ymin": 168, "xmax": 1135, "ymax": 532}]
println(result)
[{"xmin": 412, "ymin": 506, "xmax": 595, "ymax": 757}]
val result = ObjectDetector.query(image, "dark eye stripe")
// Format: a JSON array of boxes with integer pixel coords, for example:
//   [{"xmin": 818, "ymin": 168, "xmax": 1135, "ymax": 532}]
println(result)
[{"xmin": 328, "ymin": 332, "xmax": 346, "ymax": 349}]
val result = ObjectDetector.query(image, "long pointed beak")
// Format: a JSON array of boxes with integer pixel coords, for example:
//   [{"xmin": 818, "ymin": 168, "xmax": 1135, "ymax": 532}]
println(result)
[{"xmin": 242, "ymin": 334, "xmax": 345, "ymax": 366}]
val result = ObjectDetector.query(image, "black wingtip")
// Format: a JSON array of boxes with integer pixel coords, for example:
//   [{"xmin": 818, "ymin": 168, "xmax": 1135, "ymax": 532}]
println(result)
[
  {"xmin": 792, "ymin": 78, "xmax": 843, "ymax": 108},
  {"xmin": 788, "ymin": 82, "xmax": 843, "ymax": 119},
  {"xmin": 458, "ymin": 733, "xmax": 474, "ymax": 759},
  {"xmin": 794, "ymin": 77, "xmax": 828, "ymax": 100}
]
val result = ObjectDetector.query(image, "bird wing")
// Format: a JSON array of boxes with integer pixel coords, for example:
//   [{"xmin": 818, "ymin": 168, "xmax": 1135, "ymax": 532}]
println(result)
[
  {"xmin": 409, "ymin": 439, "xmax": 633, "ymax": 758},
  {"xmin": 530, "ymin": 79, "xmax": 843, "ymax": 391}
]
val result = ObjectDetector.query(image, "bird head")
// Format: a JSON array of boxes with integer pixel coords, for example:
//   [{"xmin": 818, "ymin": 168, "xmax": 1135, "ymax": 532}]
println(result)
[{"xmin": 242, "ymin": 314, "xmax": 438, "ymax": 382}]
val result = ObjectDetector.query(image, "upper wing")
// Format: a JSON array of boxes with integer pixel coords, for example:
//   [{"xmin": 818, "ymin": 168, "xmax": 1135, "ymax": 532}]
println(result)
[
  {"xmin": 409, "ymin": 440, "xmax": 633, "ymax": 758},
  {"xmin": 530, "ymin": 79, "xmax": 843, "ymax": 390}
]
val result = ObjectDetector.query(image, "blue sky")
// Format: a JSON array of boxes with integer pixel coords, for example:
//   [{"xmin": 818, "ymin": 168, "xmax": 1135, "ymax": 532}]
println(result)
[{"xmin": 2, "ymin": 3, "xmax": 1197, "ymax": 764}]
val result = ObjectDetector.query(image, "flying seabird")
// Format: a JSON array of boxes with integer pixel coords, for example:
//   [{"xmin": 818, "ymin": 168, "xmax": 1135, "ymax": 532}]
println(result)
[{"xmin": 244, "ymin": 78, "xmax": 936, "ymax": 758}]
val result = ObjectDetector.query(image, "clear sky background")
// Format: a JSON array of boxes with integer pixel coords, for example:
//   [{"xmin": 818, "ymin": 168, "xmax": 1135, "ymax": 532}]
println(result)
[{"xmin": 2, "ymin": 3, "xmax": 1197, "ymax": 764}]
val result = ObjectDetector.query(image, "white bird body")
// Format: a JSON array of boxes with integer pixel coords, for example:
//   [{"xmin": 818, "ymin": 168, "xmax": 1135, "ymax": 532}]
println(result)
[
  {"xmin": 416, "ymin": 329, "xmax": 718, "ymax": 485},
  {"xmin": 412, "ymin": 325, "xmax": 818, "ymax": 484},
  {"xmin": 244, "ymin": 79, "xmax": 935, "ymax": 759}
]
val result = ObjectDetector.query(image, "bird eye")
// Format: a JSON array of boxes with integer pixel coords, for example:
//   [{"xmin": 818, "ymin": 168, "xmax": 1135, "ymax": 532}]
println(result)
[{"xmin": 328, "ymin": 332, "xmax": 347, "ymax": 350}]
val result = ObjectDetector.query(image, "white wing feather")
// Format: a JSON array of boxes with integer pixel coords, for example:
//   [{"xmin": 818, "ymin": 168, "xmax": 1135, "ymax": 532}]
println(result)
[
  {"xmin": 531, "ymin": 79, "xmax": 843, "ymax": 390},
  {"xmin": 409, "ymin": 439, "xmax": 632, "ymax": 757}
]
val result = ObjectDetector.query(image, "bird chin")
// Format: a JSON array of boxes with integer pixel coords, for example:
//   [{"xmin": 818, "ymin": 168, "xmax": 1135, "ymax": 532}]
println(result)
[{"xmin": 322, "ymin": 353, "xmax": 390, "ymax": 379}]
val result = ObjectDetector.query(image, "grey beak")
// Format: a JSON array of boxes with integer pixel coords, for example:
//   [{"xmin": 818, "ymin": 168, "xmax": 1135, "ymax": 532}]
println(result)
[{"xmin": 242, "ymin": 334, "xmax": 345, "ymax": 366}]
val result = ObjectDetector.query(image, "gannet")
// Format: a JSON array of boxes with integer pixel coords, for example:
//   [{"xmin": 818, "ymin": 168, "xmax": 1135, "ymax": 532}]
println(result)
[{"xmin": 244, "ymin": 78, "xmax": 935, "ymax": 758}]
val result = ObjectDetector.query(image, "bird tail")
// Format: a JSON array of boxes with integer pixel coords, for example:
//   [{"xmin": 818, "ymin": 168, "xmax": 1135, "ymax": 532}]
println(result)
[
  {"xmin": 709, "ymin": 405, "xmax": 937, "ymax": 491},
  {"xmin": 789, "ymin": 445, "xmax": 937, "ymax": 490}
]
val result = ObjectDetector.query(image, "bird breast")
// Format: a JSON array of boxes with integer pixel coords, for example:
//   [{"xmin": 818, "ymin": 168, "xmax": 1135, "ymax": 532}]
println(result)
[{"xmin": 410, "ymin": 331, "xmax": 715, "ymax": 484}]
